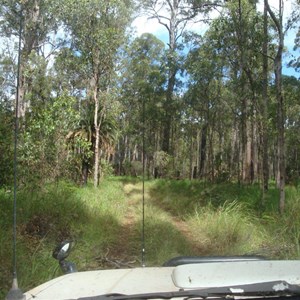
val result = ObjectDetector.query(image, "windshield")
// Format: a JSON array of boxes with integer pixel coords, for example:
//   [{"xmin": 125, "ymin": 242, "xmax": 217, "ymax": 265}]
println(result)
[{"xmin": 76, "ymin": 281, "xmax": 300, "ymax": 300}]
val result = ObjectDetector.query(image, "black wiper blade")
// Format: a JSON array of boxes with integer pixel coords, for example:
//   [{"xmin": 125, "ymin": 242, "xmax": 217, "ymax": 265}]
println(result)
[{"xmin": 76, "ymin": 281, "xmax": 300, "ymax": 300}]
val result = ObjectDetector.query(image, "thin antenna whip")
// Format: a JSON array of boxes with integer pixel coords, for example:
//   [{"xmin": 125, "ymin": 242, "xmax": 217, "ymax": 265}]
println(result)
[
  {"xmin": 141, "ymin": 96, "xmax": 146, "ymax": 267},
  {"xmin": 6, "ymin": 4, "xmax": 25, "ymax": 300}
]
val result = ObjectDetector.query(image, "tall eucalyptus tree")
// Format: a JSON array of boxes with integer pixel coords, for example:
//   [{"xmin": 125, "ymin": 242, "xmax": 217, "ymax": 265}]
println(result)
[
  {"xmin": 119, "ymin": 33, "xmax": 166, "ymax": 176},
  {"xmin": 204, "ymin": 1, "xmax": 268, "ymax": 184},
  {"xmin": 185, "ymin": 33, "xmax": 226, "ymax": 180},
  {"xmin": 261, "ymin": 0, "xmax": 269, "ymax": 196},
  {"xmin": 59, "ymin": 0, "xmax": 134, "ymax": 186},
  {"xmin": 265, "ymin": 0, "xmax": 285, "ymax": 212},
  {"xmin": 0, "ymin": 0, "xmax": 59, "ymax": 119},
  {"xmin": 0, "ymin": 0, "xmax": 72, "ymax": 185},
  {"xmin": 142, "ymin": 0, "xmax": 217, "ymax": 154}
]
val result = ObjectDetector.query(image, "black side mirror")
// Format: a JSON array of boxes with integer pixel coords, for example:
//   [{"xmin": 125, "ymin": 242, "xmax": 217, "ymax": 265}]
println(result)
[{"xmin": 53, "ymin": 240, "xmax": 77, "ymax": 274}]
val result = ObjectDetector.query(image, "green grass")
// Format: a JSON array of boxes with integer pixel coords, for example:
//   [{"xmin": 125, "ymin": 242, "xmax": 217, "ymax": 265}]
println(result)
[
  {"xmin": 1, "ymin": 177, "xmax": 300, "ymax": 298},
  {"xmin": 0, "ymin": 178, "xmax": 127, "ymax": 297},
  {"xmin": 148, "ymin": 180, "xmax": 284, "ymax": 216},
  {"xmin": 135, "ymin": 204, "xmax": 196, "ymax": 265},
  {"xmin": 187, "ymin": 201, "xmax": 268, "ymax": 256}
]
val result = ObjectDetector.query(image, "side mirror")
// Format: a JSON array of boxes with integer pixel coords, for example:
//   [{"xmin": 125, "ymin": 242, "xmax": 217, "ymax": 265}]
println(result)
[
  {"xmin": 53, "ymin": 240, "xmax": 74, "ymax": 261},
  {"xmin": 53, "ymin": 240, "xmax": 77, "ymax": 274}
]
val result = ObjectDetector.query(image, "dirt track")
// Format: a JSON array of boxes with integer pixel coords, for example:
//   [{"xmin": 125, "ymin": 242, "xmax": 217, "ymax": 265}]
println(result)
[{"xmin": 97, "ymin": 182, "xmax": 201, "ymax": 268}]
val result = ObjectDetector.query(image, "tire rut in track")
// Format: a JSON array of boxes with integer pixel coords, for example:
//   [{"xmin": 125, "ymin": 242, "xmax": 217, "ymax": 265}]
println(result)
[
  {"xmin": 100, "ymin": 182, "xmax": 202, "ymax": 268},
  {"xmin": 100, "ymin": 183, "xmax": 141, "ymax": 268},
  {"xmin": 122, "ymin": 182, "xmax": 202, "ymax": 256}
]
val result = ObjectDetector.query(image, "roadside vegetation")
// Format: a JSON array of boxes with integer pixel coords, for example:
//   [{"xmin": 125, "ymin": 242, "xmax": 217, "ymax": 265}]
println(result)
[{"xmin": 1, "ymin": 177, "xmax": 300, "ymax": 298}]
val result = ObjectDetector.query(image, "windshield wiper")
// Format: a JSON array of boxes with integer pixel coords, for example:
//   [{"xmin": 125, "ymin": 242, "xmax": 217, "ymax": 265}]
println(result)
[{"xmin": 75, "ymin": 280, "xmax": 300, "ymax": 300}]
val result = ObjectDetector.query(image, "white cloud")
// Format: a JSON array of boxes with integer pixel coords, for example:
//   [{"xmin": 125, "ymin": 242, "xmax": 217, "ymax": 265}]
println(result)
[
  {"xmin": 132, "ymin": 15, "xmax": 166, "ymax": 36},
  {"xmin": 131, "ymin": 8, "xmax": 214, "ymax": 38}
]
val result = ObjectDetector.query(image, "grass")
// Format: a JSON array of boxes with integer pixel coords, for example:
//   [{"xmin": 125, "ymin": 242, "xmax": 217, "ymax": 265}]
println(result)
[
  {"xmin": 135, "ymin": 204, "xmax": 196, "ymax": 265},
  {"xmin": 0, "ymin": 178, "xmax": 127, "ymax": 297},
  {"xmin": 1, "ymin": 177, "xmax": 300, "ymax": 298},
  {"xmin": 148, "ymin": 179, "xmax": 282, "ymax": 216},
  {"xmin": 187, "ymin": 201, "xmax": 267, "ymax": 256}
]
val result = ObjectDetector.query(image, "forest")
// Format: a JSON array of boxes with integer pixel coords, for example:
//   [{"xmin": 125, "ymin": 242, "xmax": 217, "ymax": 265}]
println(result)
[
  {"xmin": 1, "ymin": 0, "xmax": 300, "ymax": 296},
  {"xmin": 0, "ymin": 0, "xmax": 300, "ymax": 210}
]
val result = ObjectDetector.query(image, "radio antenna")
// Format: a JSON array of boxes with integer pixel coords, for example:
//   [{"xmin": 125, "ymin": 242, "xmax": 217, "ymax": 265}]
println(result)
[
  {"xmin": 141, "ymin": 96, "xmax": 146, "ymax": 267},
  {"xmin": 5, "ymin": 4, "xmax": 25, "ymax": 300}
]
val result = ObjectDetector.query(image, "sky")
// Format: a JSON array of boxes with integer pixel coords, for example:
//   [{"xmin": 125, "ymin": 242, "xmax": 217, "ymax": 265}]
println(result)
[{"xmin": 131, "ymin": 0, "xmax": 300, "ymax": 78}]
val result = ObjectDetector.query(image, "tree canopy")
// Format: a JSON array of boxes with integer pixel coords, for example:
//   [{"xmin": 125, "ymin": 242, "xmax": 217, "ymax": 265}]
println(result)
[{"xmin": 0, "ymin": 0, "xmax": 299, "ymax": 211}]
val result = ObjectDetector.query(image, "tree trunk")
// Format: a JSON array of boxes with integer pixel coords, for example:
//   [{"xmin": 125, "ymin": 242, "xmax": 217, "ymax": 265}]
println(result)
[
  {"xmin": 229, "ymin": 124, "xmax": 237, "ymax": 177},
  {"xmin": 199, "ymin": 123, "xmax": 208, "ymax": 178},
  {"xmin": 162, "ymin": 61, "xmax": 176, "ymax": 154},
  {"xmin": 81, "ymin": 158, "xmax": 89, "ymax": 186},
  {"xmin": 94, "ymin": 114, "xmax": 100, "ymax": 187},
  {"xmin": 18, "ymin": 0, "xmax": 41, "ymax": 118},
  {"xmin": 189, "ymin": 133, "xmax": 193, "ymax": 180},
  {"xmin": 243, "ymin": 116, "xmax": 252, "ymax": 183},
  {"xmin": 162, "ymin": 0, "xmax": 178, "ymax": 154},
  {"xmin": 266, "ymin": 0, "xmax": 285, "ymax": 213},
  {"xmin": 237, "ymin": 0, "xmax": 252, "ymax": 184},
  {"xmin": 262, "ymin": 0, "xmax": 269, "ymax": 192},
  {"xmin": 209, "ymin": 128, "xmax": 215, "ymax": 182},
  {"xmin": 17, "ymin": 63, "xmax": 26, "ymax": 119},
  {"xmin": 262, "ymin": 0, "xmax": 269, "ymax": 202},
  {"xmin": 93, "ymin": 76, "xmax": 100, "ymax": 187}
]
